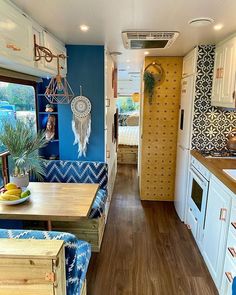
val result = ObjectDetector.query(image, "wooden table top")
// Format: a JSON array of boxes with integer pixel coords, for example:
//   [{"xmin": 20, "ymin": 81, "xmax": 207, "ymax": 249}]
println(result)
[{"xmin": 0, "ymin": 182, "xmax": 99, "ymax": 221}]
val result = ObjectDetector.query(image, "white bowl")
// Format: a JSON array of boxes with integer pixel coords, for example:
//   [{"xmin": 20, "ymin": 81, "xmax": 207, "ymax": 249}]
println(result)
[{"xmin": 0, "ymin": 188, "xmax": 31, "ymax": 206}]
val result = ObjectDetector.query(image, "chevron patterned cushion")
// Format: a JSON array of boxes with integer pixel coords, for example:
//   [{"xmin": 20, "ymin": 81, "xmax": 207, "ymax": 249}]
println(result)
[
  {"xmin": 40, "ymin": 160, "xmax": 108, "ymax": 191},
  {"xmin": 0, "ymin": 229, "xmax": 91, "ymax": 295},
  {"xmin": 90, "ymin": 189, "xmax": 107, "ymax": 218}
]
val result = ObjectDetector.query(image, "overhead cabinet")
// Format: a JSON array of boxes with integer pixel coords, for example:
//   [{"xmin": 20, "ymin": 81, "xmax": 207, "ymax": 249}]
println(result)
[
  {"xmin": 42, "ymin": 31, "xmax": 67, "ymax": 77},
  {"xmin": 182, "ymin": 48, "xmax": 197, "ymax": 78},
  {"xmin": 0, "ymin": 0, "xmax": 67, "ymax": 78},
  {"xmin": 0, "ymin": 0, "xmax": 33, "ymax": 66},
  {"xmin": 212, "ymin": 36, "xmax": 236, "ymax": 108}
]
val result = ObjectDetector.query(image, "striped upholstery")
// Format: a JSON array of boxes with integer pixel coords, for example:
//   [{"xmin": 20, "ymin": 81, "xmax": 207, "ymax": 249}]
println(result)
[{"xmin": 0, "ymin": 229, "xmax": 91, "ymax": 295}]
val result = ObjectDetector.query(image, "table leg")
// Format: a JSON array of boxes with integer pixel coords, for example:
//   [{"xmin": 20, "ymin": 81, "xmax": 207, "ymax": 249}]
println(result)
[{"xmin": 47, "ymin": 220, "xmax": 52, "ymax": 231}]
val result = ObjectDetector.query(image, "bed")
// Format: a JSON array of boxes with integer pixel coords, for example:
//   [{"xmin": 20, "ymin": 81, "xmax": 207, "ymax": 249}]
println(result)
[{"xmin": 118, "ymin": 121, "xmax": 139, "ymax": 165}]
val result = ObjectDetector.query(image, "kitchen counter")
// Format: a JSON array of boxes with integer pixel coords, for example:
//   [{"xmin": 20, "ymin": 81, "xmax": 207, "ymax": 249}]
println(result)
[{"xmin": 191, "ymin": 150, "xmax": 236, "ymax": 194}]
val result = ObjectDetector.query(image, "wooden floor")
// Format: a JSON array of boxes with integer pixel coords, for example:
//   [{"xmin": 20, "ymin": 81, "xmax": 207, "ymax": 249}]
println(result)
[{"xmin": 87, "ymin": 165, "xmax": 218, "ymax": 295}]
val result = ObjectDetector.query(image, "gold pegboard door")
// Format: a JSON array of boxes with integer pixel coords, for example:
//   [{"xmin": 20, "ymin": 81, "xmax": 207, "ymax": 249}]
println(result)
[{"xmin": 140, "ymin": 57, "xmax": 183, "ymax": 201}]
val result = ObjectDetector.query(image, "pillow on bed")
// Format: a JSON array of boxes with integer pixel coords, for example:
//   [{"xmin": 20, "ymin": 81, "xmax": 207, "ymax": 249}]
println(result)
[{"xmin": 126, "ymin": 115, "xmax": 139, "ymax": 126}]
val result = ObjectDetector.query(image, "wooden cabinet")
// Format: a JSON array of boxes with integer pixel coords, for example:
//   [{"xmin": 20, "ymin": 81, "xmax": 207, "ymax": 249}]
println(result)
[
  {"xmin": 212, "ymin": 36, "xmax": 236, "ymax": 108},
  {"xmin": 203, "ymin": 176, "xmax": 231, "ymax": 289},
  {"xmin": 0, "ymin": 239, "xmax": 66, "ymax": 295},
  {"xmin": 182, "ymin": 48, "xmax": 197, "ymax": 77},
  {"xmin": 0, "ymin": 0, "xmax": 33, "ymax": 66}
]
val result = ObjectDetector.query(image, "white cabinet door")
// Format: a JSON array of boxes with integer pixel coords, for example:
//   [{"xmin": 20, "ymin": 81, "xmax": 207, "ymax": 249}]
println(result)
[
  {"xmin": 221, "ymin": 37, "xmax": 236, "ymax": 107},
  {"xmin": 212, "ymin": 45, "xmax": 224, "ymax": 106},
  {"xmin": 42, "ymin": 31, "xmax": 67, "ymax": 76},
  {"xmin": 182, "ymin": 48, "xmax": 197, "ymax": 77},
  {"xmin": 203, "ymin": 177, "xmax": 231, "ymax": 289},
  {"xmin": 0, "ymin": 0, "xmax": 33, "ymax": 66},
  {"xmin": 212, "ymin": 37, "xmax": 236, "ymax": 108},
  {"xmin": 221, "ymin": 253, "xmax": 236, "ymax": 295}
]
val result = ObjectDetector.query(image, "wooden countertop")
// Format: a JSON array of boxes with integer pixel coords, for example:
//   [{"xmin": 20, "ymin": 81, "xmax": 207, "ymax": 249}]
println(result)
[{"xmin": 191, "ymin": 150, "xmax": 236, "ymax": 194}]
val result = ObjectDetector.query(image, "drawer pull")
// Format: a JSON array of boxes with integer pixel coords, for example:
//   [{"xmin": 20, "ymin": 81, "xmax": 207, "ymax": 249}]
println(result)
[
  {"xmin": 219, "ymin": 208, "xmax": 227, "ymax": 221},
  {"xmin": 6, "ymin": 44, "xmax": 15, "ymax": 49},
  {"xmin": 228, "ymin": 247, "xmax": 236, "ymax": 258},
  {"xmin": 225, "ymin": 272, "xmax": 233, "ymax": 283},
  {"xmin": 231, "ymin": 222, "xmax": 236, "ymax": 229}
]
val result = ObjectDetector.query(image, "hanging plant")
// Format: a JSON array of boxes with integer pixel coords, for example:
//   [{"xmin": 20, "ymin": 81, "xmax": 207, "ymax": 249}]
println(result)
[{"xmin": 143, "ymin": 71, "xmax": 155, "ymax": 104}]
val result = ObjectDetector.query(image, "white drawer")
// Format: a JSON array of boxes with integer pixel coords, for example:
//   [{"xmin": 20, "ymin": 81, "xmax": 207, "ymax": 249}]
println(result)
[
  {"xmin": 221, "ymin": 253, "xmax": 236, "ymax": 295},
  {"xmin": 227, "ymin": 230, "xmax": 236, "ymax": 264}
]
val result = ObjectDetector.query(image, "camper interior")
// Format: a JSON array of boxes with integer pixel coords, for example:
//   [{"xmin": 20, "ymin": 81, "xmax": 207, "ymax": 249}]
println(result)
[{"xmin": 0, "ymin": 0, "xmax": 236, "ymax": 294}]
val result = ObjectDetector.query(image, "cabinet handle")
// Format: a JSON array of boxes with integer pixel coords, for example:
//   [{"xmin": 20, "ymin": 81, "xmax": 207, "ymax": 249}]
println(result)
[
  {"xmin": 12, "ymin": 46, "xmax": 21, "ymax": 52},
  {"xmin": 225, "ymin": 272, "xmax": 233, "ymax": 283},
  {"xmin": 233, "ymin": 91, "xmax": 236, "ymax": 100},
  {"xmin": 219, "ymin": 208, "xmax": 227, "ymax": 221},
  {"xmin": 231, "ymin": 222, "xmax": 236, "ymax": 229},
  {"xmin": 228, "ymin": 247, "xmax": 236, "ymax": 258},
  {"xmin": 6, "ymin": 44, "xmax": 15, "ymax": 49}
]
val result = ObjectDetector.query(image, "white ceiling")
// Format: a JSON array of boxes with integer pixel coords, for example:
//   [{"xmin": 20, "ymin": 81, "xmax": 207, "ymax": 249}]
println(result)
[{"xmin": 11, "ymin": 0, "xmax": 236, "ymax": 71}]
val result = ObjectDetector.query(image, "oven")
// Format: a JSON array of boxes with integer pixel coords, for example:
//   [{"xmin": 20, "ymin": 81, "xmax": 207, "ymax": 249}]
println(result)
[{"xmin": 188, "ymin": 157, "xmax": 210, "ymax": 247}]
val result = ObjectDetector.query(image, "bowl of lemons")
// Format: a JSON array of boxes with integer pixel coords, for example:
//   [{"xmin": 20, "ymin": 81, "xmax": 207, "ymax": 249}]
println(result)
[{"xmin": 0, "ymin": 183, "xmax": 31, "ymax": 205}]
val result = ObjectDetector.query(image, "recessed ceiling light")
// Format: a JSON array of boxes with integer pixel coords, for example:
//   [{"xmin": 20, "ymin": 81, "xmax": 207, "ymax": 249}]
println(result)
[
  {"xmin": 126, "ymin": 59, "xmax": 130, "ymax": 63},
  {"xmin": 188, "ymin": 17, "xmax": 214, "ymax": 27},
  {"xmin": 144, "ymin": 51, "xmax": 149, "ymax": 55},
  {"xmin": 214, "ymin": 24, "xmax": 223, "ymax": 31},
  {"xmin": 80, "ymin": 24, "xmax": 89, "ymax": 32}
]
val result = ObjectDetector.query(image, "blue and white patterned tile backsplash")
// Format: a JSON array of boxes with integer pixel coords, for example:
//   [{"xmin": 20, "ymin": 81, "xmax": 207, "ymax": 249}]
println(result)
[{"xmin": 191, "ymin": 45, "xmax": 236, "ymax": 151}]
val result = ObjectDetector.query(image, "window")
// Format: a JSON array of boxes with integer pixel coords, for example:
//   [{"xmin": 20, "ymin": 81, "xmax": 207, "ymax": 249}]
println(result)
[
  {"xmin": 116, "ymin": 96, "xmax": 139, "ymax": 113},
  {"xmin": 0, "ymin": 77, "xmax": 37, "ymax": 185},
  {"xmin": 0, "ymin": 79, "xmax": 37, "ymax": 153}
]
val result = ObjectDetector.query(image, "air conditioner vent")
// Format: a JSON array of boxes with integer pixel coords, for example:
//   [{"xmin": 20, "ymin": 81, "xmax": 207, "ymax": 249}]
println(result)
[{"xmin": 122, "ymin": 31, "xmax": 179, "ymax": 49}]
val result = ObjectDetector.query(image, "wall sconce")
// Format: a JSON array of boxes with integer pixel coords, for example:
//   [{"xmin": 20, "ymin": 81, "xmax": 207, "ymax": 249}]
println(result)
[{"xmin": 34, "ymin": 35, "xmax": 74, "ymax": 104}]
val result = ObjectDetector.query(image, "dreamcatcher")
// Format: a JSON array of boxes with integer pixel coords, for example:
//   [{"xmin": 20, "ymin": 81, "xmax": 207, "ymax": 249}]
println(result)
[{"xmin": 71, "ymin": 86, "xmax": 91, "ymax": 158}]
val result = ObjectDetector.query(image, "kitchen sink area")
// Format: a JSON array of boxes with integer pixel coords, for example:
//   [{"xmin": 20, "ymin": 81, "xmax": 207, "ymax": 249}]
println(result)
[{"xmin": 223, "ymin": 169, "xmax": 236, "ymax": 181}]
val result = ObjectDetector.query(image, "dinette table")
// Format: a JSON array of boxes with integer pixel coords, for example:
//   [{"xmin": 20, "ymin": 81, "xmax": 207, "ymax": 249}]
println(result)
[{"xmin": 0, "ymin": 182, "xmax": 99, "ymax": 230}]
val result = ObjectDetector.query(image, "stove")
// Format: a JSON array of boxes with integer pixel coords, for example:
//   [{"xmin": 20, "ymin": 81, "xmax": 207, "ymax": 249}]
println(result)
[{"xmin": 198, "ymin": 149, "xmax": 236, "ymax": 158}]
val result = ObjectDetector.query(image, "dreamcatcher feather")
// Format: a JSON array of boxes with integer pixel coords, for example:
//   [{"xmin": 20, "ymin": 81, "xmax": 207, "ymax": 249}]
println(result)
[{"xmin": 71, "ymin": 87, "xmax": 91, "ymax": 158}]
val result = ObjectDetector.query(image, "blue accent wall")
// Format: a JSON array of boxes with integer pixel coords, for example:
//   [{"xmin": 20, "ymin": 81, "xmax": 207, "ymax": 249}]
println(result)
[{"xmin": 58, "ymin": 45, "xmax": 105, "ymax": 161}]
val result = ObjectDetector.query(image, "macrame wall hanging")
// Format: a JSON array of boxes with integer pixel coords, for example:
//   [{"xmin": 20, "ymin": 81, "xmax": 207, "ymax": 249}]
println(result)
[{"xmin": 71, "ymin": 86, "xmax": 91, "ymax": 158}]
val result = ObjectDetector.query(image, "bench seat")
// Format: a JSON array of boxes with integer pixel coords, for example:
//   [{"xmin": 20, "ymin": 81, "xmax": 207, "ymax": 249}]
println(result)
[{"xmin": 0, "ymin": 229, "xmax": 91, "ymax": 295}]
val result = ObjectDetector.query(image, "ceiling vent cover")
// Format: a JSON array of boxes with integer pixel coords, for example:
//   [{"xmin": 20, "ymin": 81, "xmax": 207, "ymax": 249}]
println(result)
[{"xmin": 122, "ymin": 31, "xmax": 179, "ymax": 49}]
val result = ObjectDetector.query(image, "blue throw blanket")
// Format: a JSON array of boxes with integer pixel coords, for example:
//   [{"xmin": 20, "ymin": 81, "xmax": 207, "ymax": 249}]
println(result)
[{"xmin": 0, "ymin": 229, "xmax": 91, "ymax": 295}]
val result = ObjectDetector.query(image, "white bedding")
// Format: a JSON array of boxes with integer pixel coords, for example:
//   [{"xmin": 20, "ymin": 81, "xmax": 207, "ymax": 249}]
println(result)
[{"xmin": 118, "ymin": 126, "xmax": 139, "ymax": 146}]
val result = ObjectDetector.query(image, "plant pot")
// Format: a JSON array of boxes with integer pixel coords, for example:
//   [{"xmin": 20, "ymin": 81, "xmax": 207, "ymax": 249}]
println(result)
[{"xmin": 10, "ymin": 174, "xmax": 29, "ymax": 188}]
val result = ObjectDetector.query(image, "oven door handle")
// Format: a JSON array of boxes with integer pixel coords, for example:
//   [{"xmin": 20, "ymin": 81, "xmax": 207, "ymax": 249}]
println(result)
[{"xmin": 190, "ymin": 165, "xmax": 208, "ymax": 187}]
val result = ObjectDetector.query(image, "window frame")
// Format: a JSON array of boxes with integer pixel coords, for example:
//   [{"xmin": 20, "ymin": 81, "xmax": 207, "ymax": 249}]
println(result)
[{"xmin": 0, "ymin": 76, "xmax": 38, "ymax": 186}]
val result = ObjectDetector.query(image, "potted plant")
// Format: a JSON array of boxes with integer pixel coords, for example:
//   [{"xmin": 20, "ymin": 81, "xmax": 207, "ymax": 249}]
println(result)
[
  {"xmin": 0, "ymin": 120, "xmax": 47, "ymax": 187},
  {"xmin": 143, "ymin": 71, "xmax": 156, "ymax": 104}
]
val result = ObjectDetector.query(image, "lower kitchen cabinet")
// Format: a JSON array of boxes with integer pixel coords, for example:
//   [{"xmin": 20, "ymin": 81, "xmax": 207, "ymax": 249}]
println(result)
[{"xmin": 202, "ymin": 176, "xmax": 231, "ymax": 290}]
